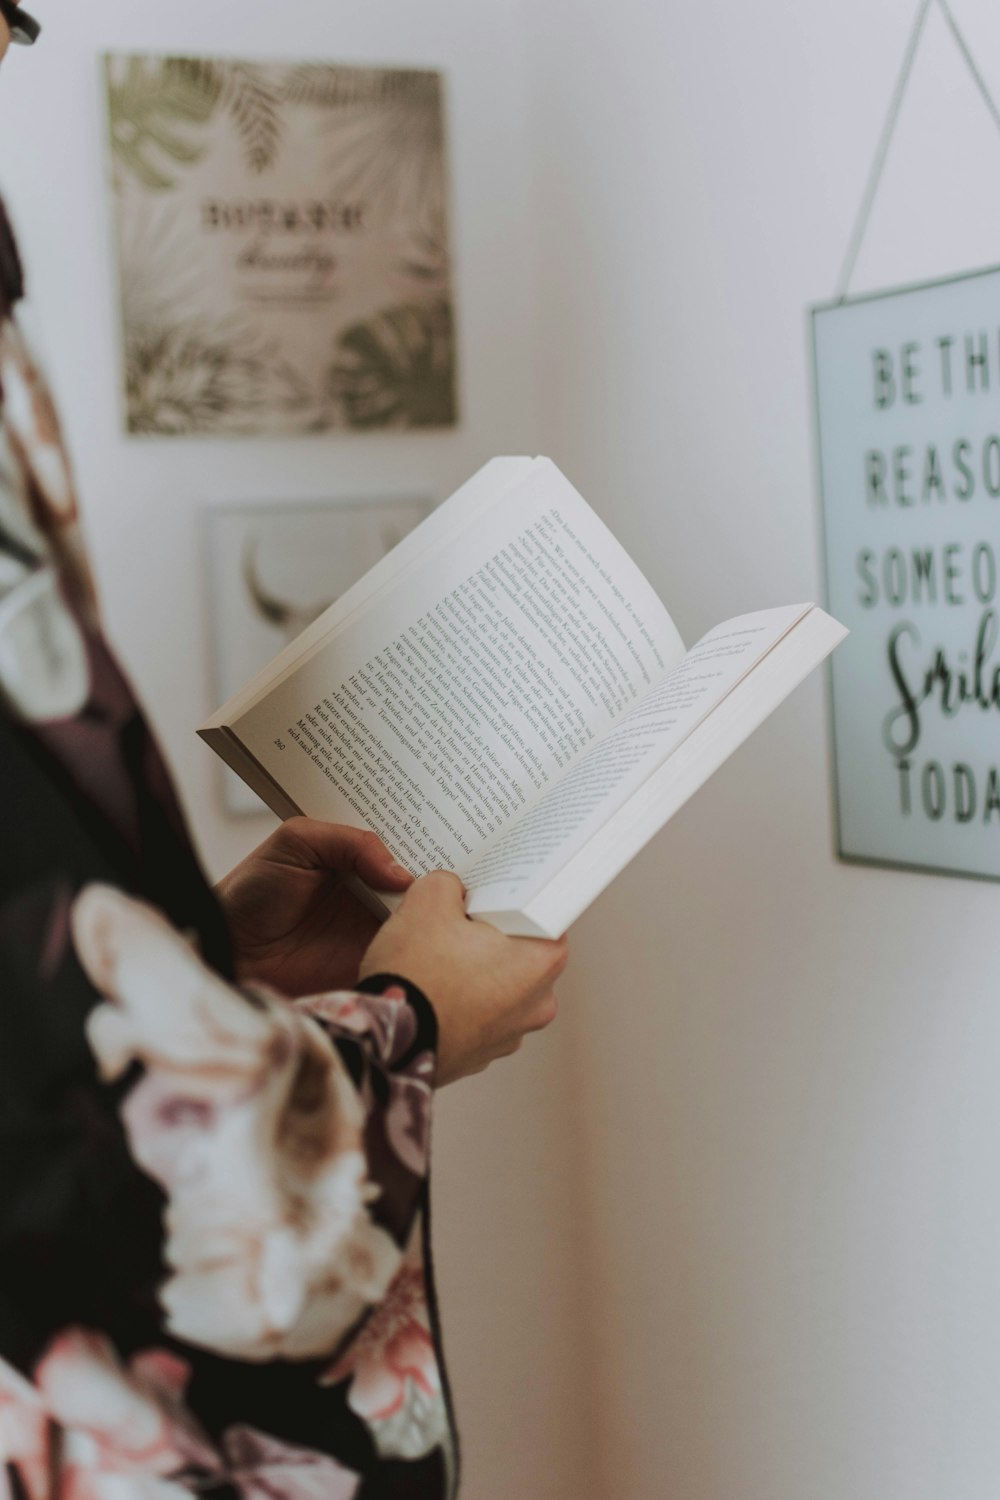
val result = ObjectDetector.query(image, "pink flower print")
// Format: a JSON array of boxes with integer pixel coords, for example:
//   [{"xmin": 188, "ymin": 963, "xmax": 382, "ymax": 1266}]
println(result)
[
  {"xmin": 297, "ymin": 990, "xmax": 434, "ymax": 1176},
  {"xmin": 383, "ymin": 1055, "xmax": 434, "ymax": 1176},
  {"xmin": 0, "ymin": 319, "xmax": 77, "ymax": 523},
  {"xmin": 34, "ymin": 1329, "xmax": 216, "ymax": 1481},
  {"xmin": 71, "ymin": 886, "xmax": 401, "ymax": 1363},
  {"xmin": 0, "ymin": 1357, "xmax": 48, "ymax": 1500},
  {"xmin": 321, "ymin": 1254, "xmax": 446, "ymax": 1462},
  {"xmin": 0, "ymin": 1337, "xmax": 363, "ymax": 1500},
  {"xmin": 297, "ymin": 989, "xmax": 418, "ymax": 1069},
  {"xmin": 221, "ymin": 1429, "xmax": 359, "ymax": 1500}
]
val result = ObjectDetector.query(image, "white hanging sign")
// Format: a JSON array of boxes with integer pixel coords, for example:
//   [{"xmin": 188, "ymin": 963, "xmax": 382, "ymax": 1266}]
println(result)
[{"xmin": 814, "ymin": 263, "xmax": 1000, "ymax": 879}]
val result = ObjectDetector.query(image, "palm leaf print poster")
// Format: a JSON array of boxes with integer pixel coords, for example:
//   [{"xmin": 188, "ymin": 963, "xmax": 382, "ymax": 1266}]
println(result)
[{"xmin": 105, "ymin": 56, "xmax": 458, "ymax": 435}]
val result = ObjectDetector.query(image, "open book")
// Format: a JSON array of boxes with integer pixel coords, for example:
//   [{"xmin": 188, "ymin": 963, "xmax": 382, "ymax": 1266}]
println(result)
[{"xmin": 201, "ymin": 458, "xmax": 847, "ymax": 936}]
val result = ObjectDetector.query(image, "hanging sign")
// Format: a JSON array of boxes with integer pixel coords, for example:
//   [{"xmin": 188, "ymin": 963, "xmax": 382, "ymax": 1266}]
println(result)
[{"xmin": 814, "ymin": 263, "xmax": 1000, "ymax": 879}]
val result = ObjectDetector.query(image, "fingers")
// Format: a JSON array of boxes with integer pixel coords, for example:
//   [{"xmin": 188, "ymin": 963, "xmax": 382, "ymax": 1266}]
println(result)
[
  {"xmin": 281, "ymin": 818, "xmax": 414, "ymax": 890},
  {"xmin": 527, "ymin": 990, "xmax": 559, "ymax": 1031},
  {"xmin": 545, "ymin": 934, "xmax": 570, "ymax": 981},
  {"xmin": 360, "ymin": 868, "xmax": 567, "ymax": 1085},
  {"xmin": 351, "ymin": 833, "xmax": 414, "ymax": 891},
  {"xmin": 397, "ymin": 869, "xmax": 468, "ymax": 918},
  {"xmin": 511, "ymin": 933, "xmax": 569, "ymax": 1000}
]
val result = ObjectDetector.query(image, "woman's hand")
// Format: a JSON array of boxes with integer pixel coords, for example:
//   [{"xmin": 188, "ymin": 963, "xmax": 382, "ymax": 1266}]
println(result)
[
  {"xmin": 359, "ymin": 871, "xmax": 568, "ymax": 1086},
  {"xmin": 216, "ymin": 817, "xmax": 414, "ymax": 997}
]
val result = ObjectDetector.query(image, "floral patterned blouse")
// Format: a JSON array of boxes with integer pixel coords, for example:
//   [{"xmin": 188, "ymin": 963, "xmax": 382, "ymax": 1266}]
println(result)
[{"xmin": 0, "ymin": 203, "xmax": 457, "ymax": 1500}]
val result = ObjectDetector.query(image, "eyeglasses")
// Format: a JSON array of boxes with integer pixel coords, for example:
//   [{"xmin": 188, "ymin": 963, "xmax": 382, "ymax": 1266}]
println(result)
[{"xmin": 0, "ymin": 0, "xmax": 41, "ymax": 46}]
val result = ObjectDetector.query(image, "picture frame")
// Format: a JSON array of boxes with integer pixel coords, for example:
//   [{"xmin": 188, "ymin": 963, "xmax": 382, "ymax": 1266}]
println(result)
[{"xmin": 206, "ymin": 495, "xmax": 432, "ymax": 815}]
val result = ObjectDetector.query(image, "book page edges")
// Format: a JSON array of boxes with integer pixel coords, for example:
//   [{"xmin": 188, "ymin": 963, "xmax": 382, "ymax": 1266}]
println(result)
[
  {"xmin": 198, "ymin": 724, "xmax": 302, "ymax": 820},
  {"xmin": 496, "ymin": 607, "xmax": 848, "ymax": 939},
  {"xmin": 201, "ymin": 456, "xmax": 538, "ymax": 734}
]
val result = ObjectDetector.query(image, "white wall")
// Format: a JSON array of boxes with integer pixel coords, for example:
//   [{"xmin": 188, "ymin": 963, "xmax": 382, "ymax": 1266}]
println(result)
[
  {"xmin": 531, "ymin": 1, "xmax": 1000, "ymax": 1497},
  {"xmin": 11, "ymin": 2, "xmax": 1000, "ymax": 1498},
  {"xmin": 0, "ymin": 6, "xmax": 595, "ymax": 1499}
]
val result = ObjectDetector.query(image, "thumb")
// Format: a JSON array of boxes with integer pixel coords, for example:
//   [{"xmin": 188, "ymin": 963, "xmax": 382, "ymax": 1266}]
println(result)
[
  {"xmin": 281, "ymin": 818, "xmax": 413, "ymax": 891},
  {"xmin": 399, "ymin": 870, "xmax": 468, "ymax": 920}
]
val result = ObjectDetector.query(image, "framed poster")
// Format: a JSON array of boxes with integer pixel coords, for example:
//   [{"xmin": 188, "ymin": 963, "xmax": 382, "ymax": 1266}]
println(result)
[
  {"xmin": 207, "ymin": 496, "xmax": 431, "ymax": 814},
  {"xmin": 105, "ymin": 55, "xmax": 457, "ymax": 435},
  {"xmin": 814, "ymin": 263, "xmax": 1000, "ymax": 881}
]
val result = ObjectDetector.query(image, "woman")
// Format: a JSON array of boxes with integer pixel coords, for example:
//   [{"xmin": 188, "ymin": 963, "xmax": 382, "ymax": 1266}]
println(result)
[{"xmin": 0, "ymin": 6, "xmax": 568, "ymax": 1497}]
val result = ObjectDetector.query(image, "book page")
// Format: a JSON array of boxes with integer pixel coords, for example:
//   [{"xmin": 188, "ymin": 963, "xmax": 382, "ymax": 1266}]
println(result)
[
  {"xmin": 203, "ymin": 459, "xmax": 536, "ymax": 730},
  {"xmin": 232, "ymin": 462, "xmax": 686, "ymax": 875},
  {"xmin": 508, "ymin": 605, "xmax": 847, "ymax": 938},
  {"xmin": 463, "ymin": 606, "xmax": 812, "ymax": 917}
]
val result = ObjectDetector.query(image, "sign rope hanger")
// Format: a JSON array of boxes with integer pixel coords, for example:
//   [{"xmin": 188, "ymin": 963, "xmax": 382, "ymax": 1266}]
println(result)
[{"xmin": 836, "ymin": 0, "xmax": 1000, "ymax": 301}]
